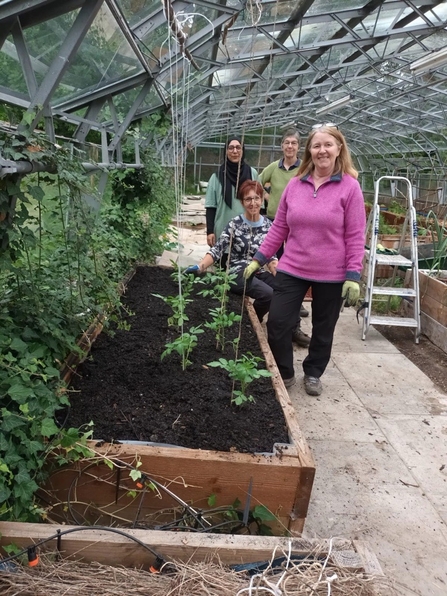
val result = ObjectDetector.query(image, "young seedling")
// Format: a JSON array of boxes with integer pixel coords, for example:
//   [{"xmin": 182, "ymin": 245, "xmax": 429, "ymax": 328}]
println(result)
[
  {"xmin": 170, "ymin": 265, "xmax": 197, "ymax": 296},
  {"xmin": 161, "ymin": 325, "xmax": 204, "ymax": 370},
  {"xmin": 198, "ymin": 268, "xmax": 237, "ymax": 302},
  {"xmin": 152, "ymin": 292, "xmax": 192, "ymax": 327},
  {"xmin": 153, "ymin": 264, "xmax": 199, "ymax": 327},
  {"xmin": 205, "ymin": 306, "xmax": 241, "ymax": 351},
  {"xmin": 198, "ymin": 268, "xmax": 242, "ymax": 350},
  {"xmin": 207, "ymin": 353, "xmax": 272, "ymax": 405}
]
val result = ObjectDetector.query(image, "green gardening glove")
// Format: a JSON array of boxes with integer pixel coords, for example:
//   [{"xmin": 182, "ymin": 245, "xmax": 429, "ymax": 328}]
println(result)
[
  {"xmin": 341, "ymin": 281, "xmax": 360, "ymax": 307},
  {"xmin": 243, "ymin": 261, "xmax": 261, "ymax": 280}
]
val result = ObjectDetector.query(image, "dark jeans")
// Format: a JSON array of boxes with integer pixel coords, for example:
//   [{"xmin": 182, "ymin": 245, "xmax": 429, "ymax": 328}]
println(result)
[
  {"xmin": 231, "ymin": 270, "xmax": 277, "ymax": 321},
  {"xmin": 266, "ymin": 272, "xmax": 343, "ymax": 379}
]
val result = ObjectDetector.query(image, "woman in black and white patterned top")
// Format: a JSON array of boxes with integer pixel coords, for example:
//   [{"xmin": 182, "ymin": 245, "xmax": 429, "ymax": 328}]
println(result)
[{"xmin": 186, "ymin": 180, "xmax": 277, "ymax": 321}]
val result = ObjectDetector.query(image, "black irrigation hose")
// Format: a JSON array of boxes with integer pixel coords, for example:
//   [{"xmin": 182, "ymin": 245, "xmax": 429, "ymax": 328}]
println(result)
[
  {"xmin": 63, "ymin": 458, "xmax": 209, "ymax": 529},
  {"xmin": 54, "ymin": 404, "xmax": 72, "ymax": 432},
  {"xmin": 111, "ymin": 459, "xmax": 211, "ymax": 530},
  {"xmin": 47, "ymin": 456, "xmax": 258, "ymax": 535},
  {"xmin": 0, "ymin": 525, "xmax": 164, "ymax": 568}
]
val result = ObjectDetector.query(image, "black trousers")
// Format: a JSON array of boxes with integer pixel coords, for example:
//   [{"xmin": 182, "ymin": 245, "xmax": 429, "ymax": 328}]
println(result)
[
  {"xmin": 231, "ymin": 270, "xmax": 277, "ymax": 322},
  {"xmin": 266, "ymin": 272, "xmax": 343, "ymax": 380}
]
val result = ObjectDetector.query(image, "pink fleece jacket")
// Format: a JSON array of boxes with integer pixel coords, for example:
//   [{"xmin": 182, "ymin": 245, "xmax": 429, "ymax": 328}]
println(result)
[{"xmin": 254, "ymin": 173, "xmax": 366, "ymax": 282}]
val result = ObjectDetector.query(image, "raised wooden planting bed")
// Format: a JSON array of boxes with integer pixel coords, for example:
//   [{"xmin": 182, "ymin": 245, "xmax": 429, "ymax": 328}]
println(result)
[
  {"xmin": 43, "ymin": 271, "xmax": 315, "ymax": 535},
  {"xmin": 418, "ymin": 269, "xmax": 447, "ymax": 325},
  {"xmin": 377, "ymin": 233, "xmax": 431, "ymax": 250},
  {"xmin": 404, "ymin": 269, "xmax": 447, "ymax": 353}
]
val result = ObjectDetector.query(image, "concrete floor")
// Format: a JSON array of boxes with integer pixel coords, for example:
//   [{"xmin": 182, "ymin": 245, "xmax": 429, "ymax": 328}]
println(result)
[
  {"xmin": 295, "ymin": 311, "xmax": 447, "ymax": 596},
  {"xmin": 166, "ymin": 196, "xmax": 447, "ymax": 596}
]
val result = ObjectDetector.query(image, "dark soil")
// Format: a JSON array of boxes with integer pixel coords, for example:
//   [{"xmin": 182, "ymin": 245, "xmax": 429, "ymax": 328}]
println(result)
[
  {"xmin": 378, "ymin": 325, "xmax": 447, "ymax": 394},
  {"xmin": 66, "ymin": 266, "xmax": 289, "ymax": 453}
]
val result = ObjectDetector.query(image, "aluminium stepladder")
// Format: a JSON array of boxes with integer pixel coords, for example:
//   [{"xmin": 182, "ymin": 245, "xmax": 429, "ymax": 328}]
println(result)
[{"xmin": 362, "ymin": 175, "xmax": 421, "ymax": 343}]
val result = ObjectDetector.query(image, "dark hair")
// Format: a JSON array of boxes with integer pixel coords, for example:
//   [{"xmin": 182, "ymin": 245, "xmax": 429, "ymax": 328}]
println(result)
[
  {"xmin": 237, "ymin": 179, "xmax": 264, "ymax": 202},
  {"xmin": 225, "ymin": 135, "xmax": 244, "ymax": 151}
]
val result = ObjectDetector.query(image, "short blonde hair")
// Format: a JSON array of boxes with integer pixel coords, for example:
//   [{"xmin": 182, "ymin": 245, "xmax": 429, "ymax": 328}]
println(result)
[{"xmin": 297, "ymin": 126, "xmax": 358, "ymax": 179}]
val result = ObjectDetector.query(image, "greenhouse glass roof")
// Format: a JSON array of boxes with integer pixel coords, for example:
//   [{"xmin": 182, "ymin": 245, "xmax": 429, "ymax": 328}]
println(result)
[{"xmin": 0, "ymin": 0, "xmax": 447, "ymax": 171}]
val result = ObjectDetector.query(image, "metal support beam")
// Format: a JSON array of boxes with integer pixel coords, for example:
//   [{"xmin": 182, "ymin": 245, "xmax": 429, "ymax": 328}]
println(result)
[
  {"xmin": 132, "ymin": 2, "xmax": 192, "ymax": 39},
  {"xmin": 74, "ymin": 99, "xmax": 106, "ymax": 143},
  {"xmin": 25, "ymin": 0, "xmax": 104, "ymax": 129},
  {"xmin": 105, "ymin": 0, "xmax": 154, "ymax": 76},
  {"xmin": 108, "ymin": 79, "xmax": 153, "ymax": 153},
  {"xmin": 0, "ymin": 0, "xmax": 55, "ymax": 22},
  {"xmin": 11, "ymin": 19, "xmax": 37, "ymax": 96},
  {"xmin": 54, "ymin": 73, "xmax": 150, "ymax": 112},
  {"xmin": 0, "ymin": 18, "xmax": 14, "ymax": 49}
]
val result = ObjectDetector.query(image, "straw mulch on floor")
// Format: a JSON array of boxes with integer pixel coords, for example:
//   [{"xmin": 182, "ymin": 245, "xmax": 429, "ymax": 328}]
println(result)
[{"xmin": 0, "ymin": 546, "xmax": 397, "ymax": 596}]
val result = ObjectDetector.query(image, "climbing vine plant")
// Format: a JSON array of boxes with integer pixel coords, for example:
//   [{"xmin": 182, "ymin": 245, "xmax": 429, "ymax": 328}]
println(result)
[{"xmin": 0, "ymin": 115, "xmax": 176, "ymax": 521}]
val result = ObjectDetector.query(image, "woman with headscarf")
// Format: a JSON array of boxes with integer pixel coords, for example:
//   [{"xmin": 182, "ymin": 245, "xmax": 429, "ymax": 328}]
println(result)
[{"xmin": 205, "ymin": 136, "xmax": 259, "ymax": 250}]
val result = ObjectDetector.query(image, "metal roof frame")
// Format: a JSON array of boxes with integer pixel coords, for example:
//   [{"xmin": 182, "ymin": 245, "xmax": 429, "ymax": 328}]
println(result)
[{"xmin": 0, "ymin": 0, "xmax": 446, "ymax": 172}]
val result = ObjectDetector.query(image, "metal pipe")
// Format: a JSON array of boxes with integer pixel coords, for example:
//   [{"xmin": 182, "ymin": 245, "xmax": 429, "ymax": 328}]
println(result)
[
  {"xmin": 0, "ymin": 157, "xmax": 144, "ymax": 177},
  {"xmin": 0, "ymin": 157, "xmax": 56, "ymax": 177},
  {"xmin": 82, "ymin": 162, "xmax": 144, "ymax": 171}
]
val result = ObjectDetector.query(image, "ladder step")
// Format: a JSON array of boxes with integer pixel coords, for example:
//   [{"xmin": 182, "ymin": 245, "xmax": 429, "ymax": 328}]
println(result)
[
  {"xmin": 371, "ymin": 287, "xmax": 417, "ymax": 297},
  {"xmin": 369, "ymin": 316, "xmax": 418, "ymax": 327},
  {"xmin": 375, "ymin": 254, "xmax": 413, "ymax": 266},
  {"xmin": 364, "ymin": 250, "xmax": 413, "ymax": 267}
]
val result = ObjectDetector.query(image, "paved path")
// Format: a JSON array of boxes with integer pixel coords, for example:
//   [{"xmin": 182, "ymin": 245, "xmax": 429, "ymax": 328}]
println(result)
[{"xmin": 161, "ymin": 195, "xmax": 447, "ymax": 596}]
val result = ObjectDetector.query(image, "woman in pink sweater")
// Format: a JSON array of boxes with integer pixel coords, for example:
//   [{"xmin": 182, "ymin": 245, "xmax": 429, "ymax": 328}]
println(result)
[{"xmin": 244, "ymin": 125, "xmax": 365, "ymax": 396}]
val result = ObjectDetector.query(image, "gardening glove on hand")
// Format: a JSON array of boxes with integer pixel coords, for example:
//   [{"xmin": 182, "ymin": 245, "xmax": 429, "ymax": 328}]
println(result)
[
  {"xmin": 341, "ymin": 281, "xmax": 360, "ymax": 307},
  {"xmin": 243, "ymin": 261, "xmax": 261, "ymax": 280},
  {"xmin": 184, "ymin": 264, "xmax": 201, "ymax": 276}
]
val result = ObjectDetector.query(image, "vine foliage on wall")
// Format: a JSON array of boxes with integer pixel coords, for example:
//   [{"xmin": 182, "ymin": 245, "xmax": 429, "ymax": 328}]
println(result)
[{"xmin": 0, "ymin": 116, "xmax": 176, "ymax": 521}]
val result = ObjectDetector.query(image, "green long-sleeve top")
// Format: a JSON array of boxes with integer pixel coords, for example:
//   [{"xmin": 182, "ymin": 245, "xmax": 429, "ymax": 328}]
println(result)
[
  {"xmin": 260, "ymin": 158, "xmax": 300, "ymax": 219},
  {"xmin": 204, "ymin": 167, "xmax": 258, "ymax": 240}
]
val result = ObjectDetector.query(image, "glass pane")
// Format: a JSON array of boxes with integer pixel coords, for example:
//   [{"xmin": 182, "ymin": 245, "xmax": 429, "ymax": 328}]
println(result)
[
  {"xmin": 21, "ymin": 10, "xmax": 81, "ymax": 91},
  {"xmin": 117, "ymin": 0, "xmax": 162, "ymax": 26},
  {"xmin": 256, "ymin": 1, "xmax": 303, "ymax": 25},
  {"xmin": 51, "ymin": 3, "xmax": 143, "ymax": 104},
  {"xmin": 0, "ymin": 34, "xmax": 29, "ymax": 94},
  {"xmin": 306, "ymin": 0, "xmax": 365, "ymax": 14}
]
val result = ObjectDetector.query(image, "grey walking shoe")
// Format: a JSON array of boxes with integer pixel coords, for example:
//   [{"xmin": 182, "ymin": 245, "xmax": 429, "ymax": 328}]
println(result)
[
  {"xmin": 283, "ymin": 376, "xmax": 296, "ymax": 388},
  {"xmin": 303, "ymin": 375, "xmax": 323, "ymax": 396},
  {"xmin": 300, "ymin": 305, "xmax": 309, "ymax": 317},
  {"xmin": 292, "ymin": 327, "xmax": 311, "ymax": 348}
]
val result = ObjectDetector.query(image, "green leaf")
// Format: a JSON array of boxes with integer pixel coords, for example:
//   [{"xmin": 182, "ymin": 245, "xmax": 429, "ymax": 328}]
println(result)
[
  {"xmin": 59, "ymin": 427, "xmax": 81, "ymax": 448},
  {"xmin": 13, "ymin": 477, "xmax": 38, "ymax": 501},
  {"xmin": 0, "ymin": 462, "xmax": 11, "ymax": 476},
  {"xmin": 252, "ymin": 504, "xmax": 276, "ymax": 522},
  {"xmin": 0, "ymin": 485, "xmax": 12, "ymax": 504},
  {"xmin": 44, "ymin": 366, "xmax": 61, "ymax": 378},
  {"xmin": 19, "ymin": 403, "xmax": 29, "ymax": 415},
  {"xmin": 21, "ymin": 111, "xmax": 34, "ymax": 126},
  {"xmin": 9, "ymin": 337, "xmax": 28, "ymax": 354},
  {"xmin": 40, "ymin": 417, "xmax": 59, "ymax": 437},
  {"xmin": 207, "ymin": 493, "xmax": 217, "ymax": 507},
  {"xmin": 258, "ymin": 523, "xmax": 274, "ymax": 536},
  {"xmin": 130, "ymin": 469, "xmax": 142, "ymax": 482},
  {"xmin": 1, "ymin": 412, "xmax": 26, "ymax": 432},
  {"xmin": 7, "ymin": 383, "xmax": 31, "ymax": 404},
  {"xmin": 104, "ymin": 459, "xmax": 114, "ymax": 470}
]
